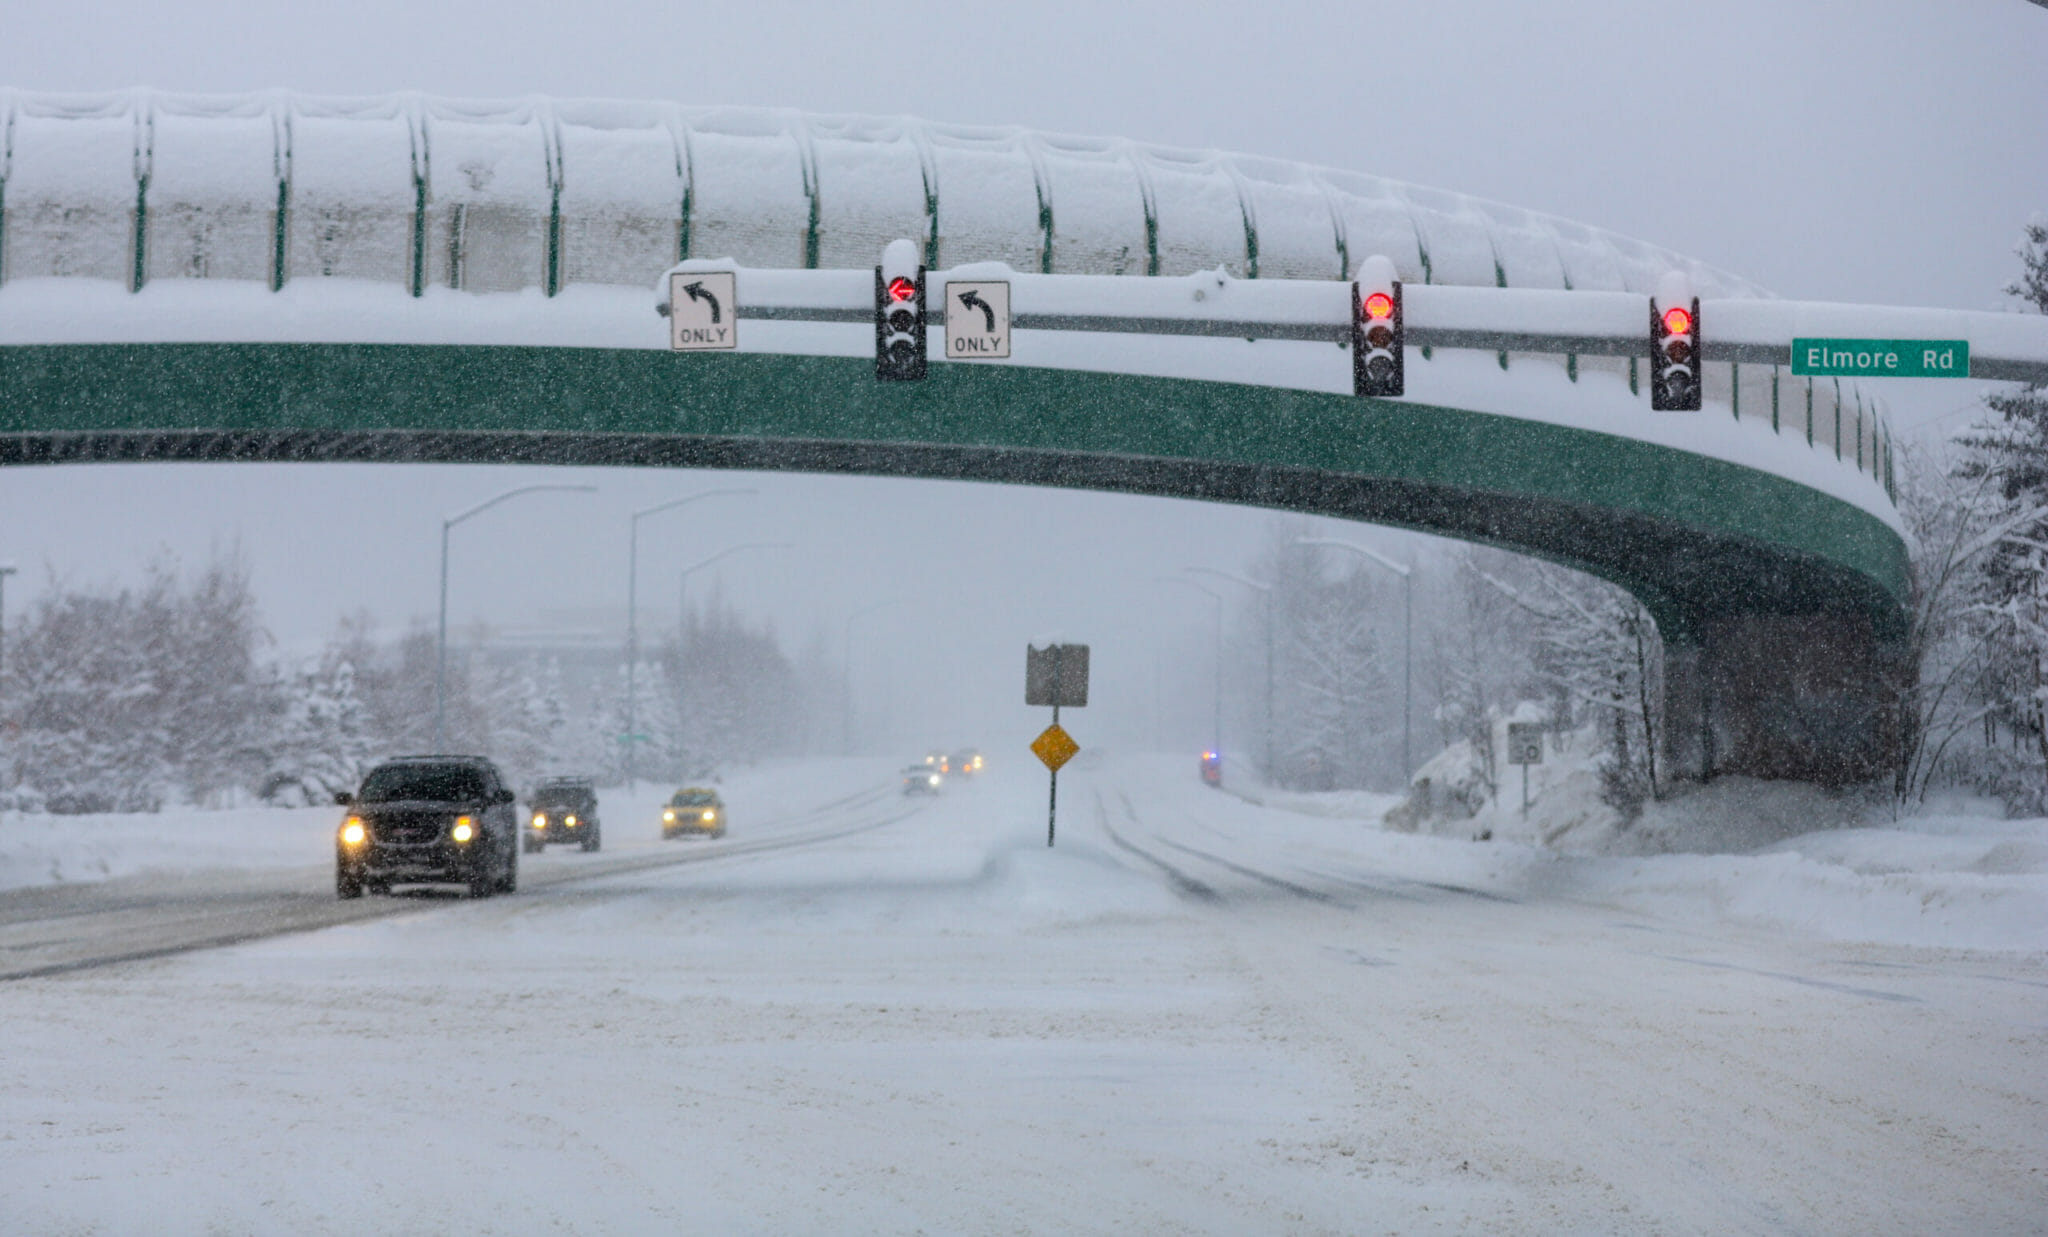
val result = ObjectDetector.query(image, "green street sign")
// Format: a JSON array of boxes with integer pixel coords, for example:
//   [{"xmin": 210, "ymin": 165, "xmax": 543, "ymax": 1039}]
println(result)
[
  {"xmin": 1791, "ymin": 338, "xmax": 1970, "ymax": 378},
  {"xmin": 617, "ymin": 732, "xmax": 652, "ymax": 744}
]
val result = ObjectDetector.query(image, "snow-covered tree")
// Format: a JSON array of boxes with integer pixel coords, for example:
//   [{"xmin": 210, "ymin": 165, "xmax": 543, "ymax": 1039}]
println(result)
[
  {"xmin": 1948, "ymin": 218, "xmax": 2048, "ymax": 810},
  {"xmin": 1473, "ymin": 556, "xmax": 1661, "ymax": 816},
  {"xmin": 1, "ymin": 552, "xmax": 272, "ymax": 812},
  {"xmin": 259, "ymin": 658, "xmax": 375, "ymax": 805}
]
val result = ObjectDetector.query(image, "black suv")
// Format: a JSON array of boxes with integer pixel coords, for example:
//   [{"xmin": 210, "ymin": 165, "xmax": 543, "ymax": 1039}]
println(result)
[
  {"xmin": 527, "ymin": 777, "xmax": 601, "ymax": 853},
  {"xmin": 335, "ymin": 756, "xmax": 520, "ymax": 899}
]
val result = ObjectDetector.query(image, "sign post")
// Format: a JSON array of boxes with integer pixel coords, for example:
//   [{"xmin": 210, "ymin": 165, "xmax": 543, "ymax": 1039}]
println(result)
[
  {"xmin": 1506, "ymin": 722, "xmax": 1543, "ymax": 816},
  {"xmin": 1027, "ymin": 643, "xmax": 1089, "ymax": 847}
]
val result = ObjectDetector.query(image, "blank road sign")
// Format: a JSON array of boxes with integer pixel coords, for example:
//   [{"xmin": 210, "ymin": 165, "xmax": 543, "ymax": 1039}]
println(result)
[
  {"xmin": 669, "ymin": 271, "xmax": 738, "ymax": 351},
  {"xmin": 945, "ymin": 281, "xmax": 1011, "ymax": 359},
  {"xmin": 1026, "ymin": 643, "xmax": 1089, "ymax": 707}
]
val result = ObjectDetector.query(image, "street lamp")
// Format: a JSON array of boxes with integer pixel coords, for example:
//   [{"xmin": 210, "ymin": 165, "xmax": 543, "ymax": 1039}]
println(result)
[
  {"xmin": 673, "ymin": 541, "xmax": 792, "ymax": 780},
  {"xmin": 1187, "ymin": 566, "xmax": 1273, "ymax": 783},
  {"xmin": 1155, "ymin": 576, "xmax": 1224, "ymax": 759},
  {"xmin": 437, "ymin": 484, "xmax": 596, "ymax": 751},
  {"xmin": 1296, "ymin": 537, "xmax": 1414, "ymax": 781},
  {"xmin": 624, "ymin": 488, "xmax": 754, "ymax": 790},
  {"xmin": 842, "ymin": 599, "xmax": 908, "ymax": 755},
  {"xmin": 0, "ymin": 563, "xmax": 15, "ymax": 796}
]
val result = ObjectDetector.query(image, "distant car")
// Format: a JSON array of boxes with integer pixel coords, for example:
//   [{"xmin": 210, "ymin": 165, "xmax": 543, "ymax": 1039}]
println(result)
[
  {"xmin": 663, "ymin": 788, "xmax": 726, "ymax": 839},
  {"xmin": 526, "ymin": 776, "xmax": 601, "ymax": 853},
  {"xmin": 923, "ymin": 750, "xmax": 952, "ymax": 774},
  {"xmin": 950, "ymin": 749, "xmax": 985, "ymax": 777},
  {"xmin": 335, "ymin": 755, "xmax": 520, "ymax": 899},
  {"xmin": 902, "ymin": 765, "xmax": 943, "ymax": 796},
  {"xmin": 1200, "ymin": 750, "xmax": 1223, "ymax": 788}
]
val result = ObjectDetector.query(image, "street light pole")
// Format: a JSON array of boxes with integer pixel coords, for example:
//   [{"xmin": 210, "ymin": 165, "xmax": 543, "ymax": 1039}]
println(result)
[
  {"xmin": 0, "ymin": 564, "xmax": 15, "ymax": 795},
  {"xmin": 436, "ymin": 484, "xmax": 596, "ymax": 751},
  {"xmin": 1187, "ymin": 567, "xmax": 1274, "ymax": 784},
  {"xmin": 842, "ymin": 599, "xmax": 906, "ymax": 756},
  {"xmin": 1156, "ymin": 576, "xmax": 1224, "ymax": 759},
  {"xmin": 672, "ymin": 541, "xmax": 792, "ymax": 781},
  {"xmin": 1296, "ymin": 537, "xmax": 1414, "ymax": 781},
  {"xmin": 623, "ymin": 488, "xmax": 754, "ymax": 792}
]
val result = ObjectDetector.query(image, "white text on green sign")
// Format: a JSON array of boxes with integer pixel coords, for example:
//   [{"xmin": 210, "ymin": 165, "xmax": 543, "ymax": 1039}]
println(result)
[{"xmin": 1791, "ymin": 338, "xmax": 1969, "ymax": 378}]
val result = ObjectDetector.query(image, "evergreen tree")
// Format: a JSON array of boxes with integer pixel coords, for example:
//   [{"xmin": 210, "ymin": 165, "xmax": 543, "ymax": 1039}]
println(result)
[{"xmin": 1953, "ymin": 219, "xmax": 2048, "ymax": 802}]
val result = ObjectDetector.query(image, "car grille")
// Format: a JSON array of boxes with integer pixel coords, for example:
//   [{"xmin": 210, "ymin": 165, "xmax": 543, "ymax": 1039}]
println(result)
[{"xmin": 370, "ymin": 812, "xmax": 446, "ymax": 845}]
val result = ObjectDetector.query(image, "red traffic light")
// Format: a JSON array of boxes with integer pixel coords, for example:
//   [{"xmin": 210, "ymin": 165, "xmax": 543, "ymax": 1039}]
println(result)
[
  {"xmin": 887, "ymin": 276, "xmax": 917, "ymax": 303},
  {"xmin": 1661, "ymin": 306, "xmax": 1692, "ymax": 336},
  {"xmin": 1362, "ymin": 291, "xmax": 1395, "ymax": 321}
]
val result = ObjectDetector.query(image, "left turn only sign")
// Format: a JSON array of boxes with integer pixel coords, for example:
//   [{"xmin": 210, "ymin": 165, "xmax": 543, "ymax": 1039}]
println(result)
[
  {"xmin": 669, "ymin": 271, "xmax": 737, "ymax": 351},
  {"xmin": 945, "ymin": 280, "xmax": 1010, "ymax": 359}
]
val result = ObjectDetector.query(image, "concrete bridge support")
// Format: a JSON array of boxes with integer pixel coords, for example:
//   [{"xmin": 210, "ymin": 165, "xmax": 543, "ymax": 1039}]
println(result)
[{"xmin": 1661, "ymin": 613, "xmax": 1901, "ymax": 788}]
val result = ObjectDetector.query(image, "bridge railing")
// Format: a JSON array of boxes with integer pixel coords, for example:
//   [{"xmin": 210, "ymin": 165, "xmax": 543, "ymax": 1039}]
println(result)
[{"xmin": 660, "ymin": 261, "xmax": 2048, "ymax": 509}]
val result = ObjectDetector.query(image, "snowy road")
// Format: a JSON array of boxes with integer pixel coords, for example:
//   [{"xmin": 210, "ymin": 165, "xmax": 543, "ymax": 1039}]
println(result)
[
  {"xmin": 3, "ymin": 756, "xmax": 2043, "ymax": 1234},
  {"xmin": 0, "ymin": 777, "xmax": 918, "ymax": 981}
]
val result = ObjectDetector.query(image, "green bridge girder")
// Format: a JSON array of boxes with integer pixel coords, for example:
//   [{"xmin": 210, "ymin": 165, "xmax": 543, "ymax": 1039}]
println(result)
[{"xmin": 0, "ymin": 341, "xmax": 1908, "ymax": 644}]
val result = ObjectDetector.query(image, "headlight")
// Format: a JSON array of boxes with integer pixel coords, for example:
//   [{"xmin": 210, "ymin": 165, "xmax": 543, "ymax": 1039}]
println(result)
[
  {"xmin": 532, "ymin": 813, "xmax": 547, "ymax": 829},
  {"xmin": 928, "ymin": 775, "xmax": 939, "ymax": 786},
  {"xmin": 701, "ymin": 809, "xmax": 716, "ymax": 822},
  {"xmin": 663, "ymin": 809, "xmax": 676, "ymax": 822},
  {"xmin": 452, "ymin": 817, "xmax": 475, "ymax": 843},
  {"xmin": 565, "ymin": 814, "xmax": 578, "ymax": 827},
  {"xmin": 340, "ymin": 819, "xmax": 366, "ymax": 846}
]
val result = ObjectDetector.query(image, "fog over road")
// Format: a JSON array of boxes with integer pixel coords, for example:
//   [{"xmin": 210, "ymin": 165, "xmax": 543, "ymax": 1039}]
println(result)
[{"xmin": 3, "ymin": 756, "xmax": 2042, "ymax": 1234}]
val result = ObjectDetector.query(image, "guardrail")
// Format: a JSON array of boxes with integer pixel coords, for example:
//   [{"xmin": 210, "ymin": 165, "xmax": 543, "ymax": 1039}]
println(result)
[
  {"xmin": 660, "ymin": 261, "xmax": 2048, "ymax": 508},
  {"xmin": 667, "ymin": 265, "xmax": 2048, "ymax": 384}
]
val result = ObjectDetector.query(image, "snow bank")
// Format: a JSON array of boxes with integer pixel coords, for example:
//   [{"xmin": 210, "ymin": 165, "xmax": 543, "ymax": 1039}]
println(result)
[
  {"xmin": 0, "ymin": 804, "xmax": 332, "ymax": 890},
  {"xmin": 1188, "ymin": 747, "xmax": 2048, "ymax": 953}
]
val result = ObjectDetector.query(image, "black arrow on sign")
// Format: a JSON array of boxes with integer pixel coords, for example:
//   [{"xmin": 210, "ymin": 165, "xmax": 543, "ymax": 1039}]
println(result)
[
  {"xmin": 682, "ymin": 281, "xmax": 723, "ymax": 325},
  {"xmin": 957, "ymin": 289, "xmax": 997, "ymax": 334}
]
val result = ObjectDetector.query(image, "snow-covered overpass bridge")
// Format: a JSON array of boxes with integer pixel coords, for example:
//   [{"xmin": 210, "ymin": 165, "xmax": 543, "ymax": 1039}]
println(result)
[{"xmin": 3, "ymin": 91, "xmax": 2044, "ymax": 783}]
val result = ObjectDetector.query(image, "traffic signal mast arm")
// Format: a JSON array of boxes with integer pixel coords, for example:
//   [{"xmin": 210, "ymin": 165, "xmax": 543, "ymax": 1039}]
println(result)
[{"xmin": 656, "ymin": 260, "xmax": 2048, "ymax": 385}]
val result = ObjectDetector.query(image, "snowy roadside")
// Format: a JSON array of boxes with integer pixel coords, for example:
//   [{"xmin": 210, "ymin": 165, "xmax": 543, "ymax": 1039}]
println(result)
[
  {"xmin": 0, "ymin": 757, "xmax": 901, "ymax": 894},
  {"xmin": 1132, "ymin": 754, "xmax": 2048, "ymax": 954}
]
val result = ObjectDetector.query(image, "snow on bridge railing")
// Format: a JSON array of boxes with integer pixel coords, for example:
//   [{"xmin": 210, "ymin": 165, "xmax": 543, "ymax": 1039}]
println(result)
[
  {"xmin": 658, "ymin": 260, "xmax": 2048, "ymax": 507},
  {"xmin": 12, "ymin": 89, "xmax": 2046, "ymax": 513}
]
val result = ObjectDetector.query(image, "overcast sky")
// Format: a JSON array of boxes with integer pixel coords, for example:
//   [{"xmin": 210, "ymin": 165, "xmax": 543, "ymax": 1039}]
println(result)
[{"xmin": 1, "ymin": 0, "xmax": 2043, "ymax": 756}]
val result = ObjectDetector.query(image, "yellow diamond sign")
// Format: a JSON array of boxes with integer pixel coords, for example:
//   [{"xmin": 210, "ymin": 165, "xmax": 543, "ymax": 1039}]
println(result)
[{"xmin": 1031, "ymin": 724, "xmax": 1079, "ymax": 772}]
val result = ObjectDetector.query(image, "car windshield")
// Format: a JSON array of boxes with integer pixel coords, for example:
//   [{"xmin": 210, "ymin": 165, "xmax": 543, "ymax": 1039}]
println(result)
[
  {"xmin": 358, "ymin": 764, "xmax": 488, "ymax": 803},
  {"xmin": 672, "ymin": 791, "xmax": 717, "ymax": 806},
  {"xmin": 533, "ymin": 788, "xmax": 592, "ymax": 809}
]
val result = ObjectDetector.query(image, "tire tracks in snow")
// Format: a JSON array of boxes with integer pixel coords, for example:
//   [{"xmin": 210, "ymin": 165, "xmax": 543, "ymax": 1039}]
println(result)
[{"xmin": 1091, "ymin": 790, "xmax": 1217, "ymax": 902}]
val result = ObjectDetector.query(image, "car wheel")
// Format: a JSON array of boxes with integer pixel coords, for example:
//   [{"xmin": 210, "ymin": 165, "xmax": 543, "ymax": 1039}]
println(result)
[
  {"xmin": 337, "ymin": 866, "xmax": 364, "ymax": 900},
  {"xmin": 523, "ymin": 836, "xmax": 542, "ymax": 854},
  {"xmin": 468, "ymin": 850, "xmax": 497, "ymax": 899}
]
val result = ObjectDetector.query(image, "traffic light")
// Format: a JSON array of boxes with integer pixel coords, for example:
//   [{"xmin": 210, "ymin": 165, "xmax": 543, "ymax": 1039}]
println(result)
[
  {"xmin": 1650, "ymin": 273, "xmax": 1701, "ymax": 411},
  {"xmin": 876, "ymin": 238, "xmax": 927, "ymax": 382},
  {"xmin": 1352, "ymin": 254, "xmax": 1404, "ymax": 398}
]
